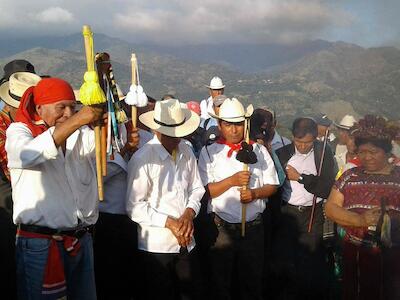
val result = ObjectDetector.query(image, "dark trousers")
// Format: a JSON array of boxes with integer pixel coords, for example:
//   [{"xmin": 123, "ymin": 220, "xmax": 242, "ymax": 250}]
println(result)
[
  {"xmin": 141, "ymin": 249, "xmax": 203, "ymax": 300},
  {"xmin": 273, "ymin": 202, "xmax": 328, "ymax": 300},
  {"xmin": 93, "ymin": 212, "xmax": 139, "ymax": 300},
  {"xmin": 208, "ymin": 215, "xmax": 264, "ymax": 300},
  {"xmin": 0, "ymin": 207, "xmax": 16, "ymax": 300}
]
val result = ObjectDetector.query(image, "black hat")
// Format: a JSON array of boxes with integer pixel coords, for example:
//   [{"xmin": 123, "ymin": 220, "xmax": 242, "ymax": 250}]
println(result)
[
  {"xmin": 1, "ymin": 60, "xmax": 36, "ymax": 84},
  {"xmin": 312, "ymin": 113, "xmax": 332, "ymax": 127}
]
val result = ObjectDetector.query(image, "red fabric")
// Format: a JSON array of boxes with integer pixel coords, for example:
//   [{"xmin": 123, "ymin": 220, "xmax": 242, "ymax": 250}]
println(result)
[
  {"xmin": 17, "ymin": 228, "xmax": 81, "ymax": 297},
  {"xmin": 216, "ymin": 137, "xmax": 254, "ymax": 157},
  {"xmin": 0, "ymin": 108, "xmax": 11, "ymax": 180},
  {"xmin": 334, "ymin": 166, "xmax": 400, "ymax": 246},
  {"xmin": 342, "ymin": 241, "xmax": 400, "ymax": 300},
  {"xmin": 15, "ymin": 78, "xmax": 75, "ymax": 137},
  {"xmin": 348, "ymin": 156, "xmax": 361, "ymax": 167},
  {"xmin": 186, "ymin": 101, "xmax": 201, "ymax": 116}
]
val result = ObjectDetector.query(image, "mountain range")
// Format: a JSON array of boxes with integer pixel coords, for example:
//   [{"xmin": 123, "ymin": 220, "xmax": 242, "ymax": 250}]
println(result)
[{"xmin": 0, "ymin": 33, "xmax": 399, "ymax": 131}]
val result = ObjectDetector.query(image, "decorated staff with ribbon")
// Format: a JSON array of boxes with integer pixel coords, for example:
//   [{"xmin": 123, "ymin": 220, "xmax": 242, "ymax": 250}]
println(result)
[
  {"xmin": 125, "ymin": 53, "xmax": 148, "ymax": 128},
  {"xmin": 198, "ymin": 97, "xmax": 279, "ymax": 300},
  {"xmin": 79, "ymin": 25, "xmax": 107, "ymax": 201},
  {"xmin": 95, "ymin": 52, "xmax": 128, "ymax": 165}
]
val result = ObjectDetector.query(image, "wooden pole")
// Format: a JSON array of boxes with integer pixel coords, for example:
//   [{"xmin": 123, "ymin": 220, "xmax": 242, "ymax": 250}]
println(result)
[
  {"xmin": 307, "ymin": 129, "xmax": 329, "ymax": 232},
  {"xmin": 82, "ymin": 25, "xmax": 104, "ymax": 201},
  {"xmin": 241, "ymin": 119, "xmax": 250, "ymax": 237},
  {"xmin": 131, "ymin": 53, "xmax": 138, "ymax": 128}
]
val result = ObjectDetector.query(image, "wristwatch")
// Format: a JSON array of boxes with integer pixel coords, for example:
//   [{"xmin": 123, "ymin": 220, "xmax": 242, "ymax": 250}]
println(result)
[{"xmin": 297, "ymin": 175, "xmax": 304, "ymax": 183}]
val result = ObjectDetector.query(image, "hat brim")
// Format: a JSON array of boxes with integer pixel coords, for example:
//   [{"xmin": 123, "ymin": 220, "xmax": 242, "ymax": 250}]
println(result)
[
  {"xmin": 208, "ymin": 104, "xmax": 254, "ymax": 123},
  {"xmin": 139, "ymin": 107, "xmax": 200, "ymax": 138},
  {"xmin": 206, "ymin": 85, "xmax": 225, "ymax": 89},
  {"xmin": 334, "ymin": 122, "xmax": 351, "ymax": 130},
  {"xmin": 0, "ymin": 82, "xmax": 20, "ymax": 108}
]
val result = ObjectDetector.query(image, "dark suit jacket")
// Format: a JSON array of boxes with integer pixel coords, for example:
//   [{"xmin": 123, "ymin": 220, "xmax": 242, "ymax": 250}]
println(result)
[{"xmin": 276, "ymin": 141, "xmax": 337, "ymax": 199}]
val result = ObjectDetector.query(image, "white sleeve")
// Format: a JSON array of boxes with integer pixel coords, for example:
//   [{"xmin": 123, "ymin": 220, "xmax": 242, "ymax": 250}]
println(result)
[
  {"xmin": 6, "ymin": 123, "xmax": 59, "ymax": 169},
  {"xmin": 198, "ymin": 146, "xmax": 214, "ymax": 185},
  {"xmin": 185, "ymin": 152, "xmax": 205, "ymax": 217},
  {"xmin": 125, "ymin": 150, "xmax": 168, "ymax": 228},
  {"xmin": 259, "ymin": 145, "xmax": 279, "ymax": 185}
]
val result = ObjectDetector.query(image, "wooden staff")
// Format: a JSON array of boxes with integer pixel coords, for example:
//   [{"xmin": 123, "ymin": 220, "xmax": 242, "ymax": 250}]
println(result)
[
  {"xmin": 81, "ymin": 25, "xmax": 106, "ymax": 201},
  {"xmin": 131, "ymin": 54, "xmax": 138, "ymax": 128},
  {"xmin": 307, "ymin": 129, "xmax": 329, "ymax": 232},
  {"xmin": 241, "ymin": 118, "xmax": 250, "ymax": 237}
]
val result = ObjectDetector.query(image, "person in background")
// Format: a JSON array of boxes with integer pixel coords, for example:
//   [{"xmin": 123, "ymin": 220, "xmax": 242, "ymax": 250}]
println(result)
[
  {"xmin": 334, "ymin": 115, "xmax": 357, "ymax": 158},
  {"xmin": 325, "ymin": 115, "xmax": 400, "ymax": 300},
  {"xmin": 200, "ymin": 76, "xmax": 225, "ymax": 121},
  {"xmin": 126, "ymin": 99, "xmax": 205, "ymax": 300},
  {"xmin": 313, "ymin": 113, "xmax": 336, "ymax": 150},
  {"xmin": 251, "ymin": 107, "xmax": 291, "ymax": 152},
  {"xmin": 0, "ymin": 61, "xmax": 41, "ymax": 300}
]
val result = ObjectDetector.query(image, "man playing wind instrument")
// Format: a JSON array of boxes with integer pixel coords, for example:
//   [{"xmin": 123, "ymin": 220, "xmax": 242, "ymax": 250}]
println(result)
[{"xmin": 6, "ymin": 78, "xmax": 105, "ymax": 300}]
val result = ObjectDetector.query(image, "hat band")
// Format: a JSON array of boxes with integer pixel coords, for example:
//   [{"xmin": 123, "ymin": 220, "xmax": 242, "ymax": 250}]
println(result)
[
  {"xmin": 154, "ymin": 117, "xmax": 186, "ymax": 127},
  {"xmin": 8, "ymin": 90, "xmax": 21, "ymax": 101}
]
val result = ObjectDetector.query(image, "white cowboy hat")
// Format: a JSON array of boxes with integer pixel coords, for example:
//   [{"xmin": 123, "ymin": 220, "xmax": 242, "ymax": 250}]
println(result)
[
  {"xmin": 0, "ymin": 72, "xmax": 42, "ymax": 108},
  {"xmin": 209, "ymin": 97, "xmax": 253, "ymax": 123},
  {"xmin": 335, "ymin": 115, "xmax": 357, "ymax": 130},
  {"xmin": 206, "ymin": 76, "xmax": 225, "ymax": 89},
  {"xmin": 139, "ymin": 98, "xmax": 200, "ymax": 137}
]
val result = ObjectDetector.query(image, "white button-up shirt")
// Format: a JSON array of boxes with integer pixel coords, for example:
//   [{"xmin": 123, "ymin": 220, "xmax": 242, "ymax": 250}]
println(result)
[
  {"xmin": 126, "ymin": 136, "xmax": 205, "ymax": 254},
  {"xmin": 281, "ymin": 148, "xmax": 322, "ymax": 206},
  {"xmin": 6, "ymin": 123, "xmax": 98, "ymax": 229},
  {"xmin": 100, "ymin": 128, "xmax": 154, "ymax": 215},
  {"xmin": 198, "ymin": 143, "xmax": 279, "ymax": 223}
]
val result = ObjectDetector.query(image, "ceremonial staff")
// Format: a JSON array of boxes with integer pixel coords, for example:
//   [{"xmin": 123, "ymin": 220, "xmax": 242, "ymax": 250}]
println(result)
[
  {"xmin": 235, "ymin": 106, "xmax": 256, "ymax": 237},
  {"xmin": 79, "ymin": 25, "xmax": 106, "ymax": 201},
  {"xmin": 125, "ymin": 53, "xmax": 148, "ymax": 128},
  {"xmin": 307, "ymin": 128, "xmax": 329, "ymax": 232}
]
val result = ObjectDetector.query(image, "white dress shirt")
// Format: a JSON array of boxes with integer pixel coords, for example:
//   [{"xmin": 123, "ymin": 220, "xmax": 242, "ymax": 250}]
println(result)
[
  {"xmin": 126, "ymin": 136, "xmax": 205, "ymax": 254},
  {"xmin": 281, "ymin": 148, "xmax": 322, "ymax": 206},
  {"xmin": 6, "ymin": 123, "xmax": 98, "ymax": 229},
  {"xmin": 100, "ymin": 128, "xmax": 154, "ymax": 215},
  {"xmin": 198, "ymin": 143, "xmax": 279, "ymax": 223},
  {"xmin": 200, "ymin": 96, "xmax": 213, "ymax": 120}
]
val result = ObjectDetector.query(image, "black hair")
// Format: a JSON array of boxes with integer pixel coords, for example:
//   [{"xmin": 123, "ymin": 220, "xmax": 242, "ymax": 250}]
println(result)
[
  {"xmin": 354, "ymin": 137, "xmax": 393, "ymax": 154},
  {"xmin": 292, "ymin": 117, "xmax": 318, "ymax": 138}
]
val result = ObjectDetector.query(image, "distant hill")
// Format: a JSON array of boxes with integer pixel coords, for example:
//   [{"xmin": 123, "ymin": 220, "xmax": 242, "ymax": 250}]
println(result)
[{"xmin": 0, "ymin": 33, "xmax": 399, "ymax": 131}]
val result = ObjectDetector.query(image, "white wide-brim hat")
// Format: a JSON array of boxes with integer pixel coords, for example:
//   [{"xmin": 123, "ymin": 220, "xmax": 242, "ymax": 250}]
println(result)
[
  {"xmin": 139, "ymin": 98, "xmax": 200, "ymax": 137},
  {"xmin": 209, "ymin": 97, "xmax": 253, "ymax": 122},
  {"xmin": 335, "ymin": 115, "xmax": 357, "ymax": 130},
  {"xmin": 0, "ymin": 72, "xmax": 42, "ymax": 108},
  {"xmin": 206, "ymin": 76, "xmax": 225, "ymax": 89}
]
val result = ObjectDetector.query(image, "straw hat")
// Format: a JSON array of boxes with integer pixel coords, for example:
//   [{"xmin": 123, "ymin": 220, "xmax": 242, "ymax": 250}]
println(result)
[
  {"xmin": 0, "ymin": 72, "xmax": 42, "ymax": 108},
  {"xmin": 206, "ymin": 76, "xmax": 225, "ymax": 89},
  {"xmin": 335, "ymin": 115, "xmax": 357, "ymax": 130},
  {"xmin": 209, "ymin": 97, "xmax": 253, "ymax": 123},
  {"xmin": 139, "ymin": 99, "xmax": 200, "ymax": 137}
]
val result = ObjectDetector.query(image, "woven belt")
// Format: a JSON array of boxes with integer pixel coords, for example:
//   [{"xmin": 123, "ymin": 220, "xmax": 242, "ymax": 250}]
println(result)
[
  {"xmin": 18, "ymin": 223, "xmax": 93, "ymax": 238},
  {"xmin": 213, "ymin": 214, "xmax": 262, "ymax": 230}
]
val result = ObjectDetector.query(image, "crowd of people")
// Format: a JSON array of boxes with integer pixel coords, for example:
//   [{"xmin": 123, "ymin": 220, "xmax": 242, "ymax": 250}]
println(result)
[{"xmin": 0, "ymin": 59, "xmax": 399, "ymax": 300}]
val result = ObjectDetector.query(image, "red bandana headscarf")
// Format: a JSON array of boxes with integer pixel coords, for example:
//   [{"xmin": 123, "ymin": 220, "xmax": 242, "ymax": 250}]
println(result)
[{"xmin": 15, "ymin": 78, "xmax": 75, "ymax": 137}]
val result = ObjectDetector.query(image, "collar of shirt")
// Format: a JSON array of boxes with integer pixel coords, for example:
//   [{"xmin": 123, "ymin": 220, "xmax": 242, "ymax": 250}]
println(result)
[
  {"xmin": 294, "ymin": 147, "xmax": 314, "ymax": 158},
  {"xmin": 148, "ymin": 135, "xmax": 189, "ymax": 163}
]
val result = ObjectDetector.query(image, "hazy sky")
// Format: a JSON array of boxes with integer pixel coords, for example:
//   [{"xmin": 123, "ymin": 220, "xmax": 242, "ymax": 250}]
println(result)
[{"xmin": 0, "ymin": 0, "xmax": 398, "ymax": 47}]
